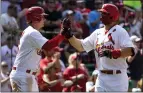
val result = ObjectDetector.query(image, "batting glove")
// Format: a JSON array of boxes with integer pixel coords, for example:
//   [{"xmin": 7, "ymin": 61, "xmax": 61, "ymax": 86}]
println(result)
[
  {"xmin": 98, "ymin": 49, "xmax": 121, "ymax": 59},
  {"xmin": 61, "ymin": 18, "xmax": 73, "ymax": 39}
]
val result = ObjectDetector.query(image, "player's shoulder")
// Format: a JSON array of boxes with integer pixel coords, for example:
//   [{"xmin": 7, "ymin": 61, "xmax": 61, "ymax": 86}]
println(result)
[
  {"xmin": 115, "ymin": 25, "xmax": 127, "ymax": 32},
  {"xmin": 94, "ymin": 27, "xmax": 104, "ymax": 34},
  {"xmin": 24, "ymin": 26, "xmax": 39, "ymax": 35},
  {"xmin": 89, "ymin": 27, "xmax": 104, "ymax": 37}
]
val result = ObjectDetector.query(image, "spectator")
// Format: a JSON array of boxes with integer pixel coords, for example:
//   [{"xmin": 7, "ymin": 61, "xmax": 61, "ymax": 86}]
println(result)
[
  {"xmin": 86, "ymin": 69, "xmax": 99, "ymax": 92},
  {"xmin": 62, "ymin": 0, "xmax": 83, "ymax": 23},
  {"xmin": 140, "ymin": 21, "xmax": 143, "ymax": 39},
  {"xmin": 42, "ymin": 62, "xmax": 73, "ymax": 92},
  {"xmin": 41, "ymin": 62, "xmax": 63, "ymax": 92},
  {"xmin": 76, "ymin": 0, "xmax": 91, "ymax": 13},
  {"xmin": 17, "ymin": 8, "xmax": 29, "ymax": 30},
  {"xmin": 1, "ymin": 0, "xmax": 11, "ymax": 14},
  {"xmin": 37, "ymin": 46, "xmax": 65, "ymax": 91},
  {"xmin": 114, "ymin": 2, "xmax": 124, "ymax": 23},
  {"xmin": 22, "ymin": 0, "xmax": 38, "ymax": 9},
  {"xmin": 63, "ymin": 10, "xmax": 83, "ymax": 60},
  {"xmin": 51, "ymin": 47, "xmax": 66, "ymax": 73},
  {"xmin": 65, "ymin": 10, "xmax": 83, "ymax": 38},
  {"xmin": 0, "ymin": 24, "xmax": 5, "ymax": 45},
  {"xmin": 63, "ymin": 52, "xmax": 88, "ymax": 92},
  {"xmin": 43, "ymin": 0, "xmax": 62, "ymax": 32},
  {"xmin": 1, "ymin": 0, "xmax": 22, "ymax": 14},
  {"xmin": 0, "ymin": 4, "xmax": 20, "ymax": 45},
  {"xmin": 121, "ymin": 22, "xmax": 130, "ymax": 33},
  {"xmin": 1, "ymin": 61, "xmax": 11, "ymax": 92},
  {"xmin": 55, "ymin": 0, "xmax": 63, "ymax": 12},
  {"xmin": 126, "ymin": 12, "xmax": 142, "ymax": 38},
  {"xmin": 1, "ymin": 35, "xmax": 18, "ymax": 71},
  {"xmin": 37, "ymin": 50, "xmax": 53, "ymax": 92},
  {"xmin": 76, "ymin": 0, "xmax": 91, "ymax": 38},
  {"xmin": 127, "ymin": 35, "xmax": 143, "ymax": 89},
  {"xmin": 87, "ymin": 0, "xmax": 103, "ymax": 33}
]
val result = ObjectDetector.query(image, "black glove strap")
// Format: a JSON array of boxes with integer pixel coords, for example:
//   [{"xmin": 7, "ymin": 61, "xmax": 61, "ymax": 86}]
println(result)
[{"xmin": 103, "ymin": 50, "xmax": 112, "ymax": 59}]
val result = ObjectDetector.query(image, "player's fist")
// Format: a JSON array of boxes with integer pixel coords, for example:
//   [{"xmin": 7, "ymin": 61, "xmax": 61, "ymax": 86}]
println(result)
[
  {"xmin": 62, "ymin": 18, "xmax": 71, "ymax": 28},
  {"xmin": 98, "ymin": 50, "xmax": 112, "ymax": 59},
  {"xmin": 60, "ymin": 18, "xmax": 73, "ymax": 39},
  {"xmin": 98, "ymin": 49, "xmax": 121, "ymax": 59}
]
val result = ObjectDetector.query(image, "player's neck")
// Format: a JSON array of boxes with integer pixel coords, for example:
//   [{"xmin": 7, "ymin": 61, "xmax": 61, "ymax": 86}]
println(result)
[
  {"xmin": 105, "ymin": 23, "xmax": 116, "ymax": 30},
  {"xmin": 31, "ymin": 24, "xmax": 41, "ymax": 31}
]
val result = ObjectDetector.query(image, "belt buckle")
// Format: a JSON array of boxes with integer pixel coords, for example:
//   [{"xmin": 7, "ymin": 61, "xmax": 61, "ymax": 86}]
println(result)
[
  {"xmin": 113, "ymin": 70, "xmax": 116, "ymax": 75},
  {"xmin": 105, "ymin": 71, "xmax": 108, "ymax": 74}
]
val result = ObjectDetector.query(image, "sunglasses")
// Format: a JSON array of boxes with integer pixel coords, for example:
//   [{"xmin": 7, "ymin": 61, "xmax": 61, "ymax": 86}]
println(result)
[{"xmin": 2, "ymin": 65, "xmax": 8, "ymax": 68}]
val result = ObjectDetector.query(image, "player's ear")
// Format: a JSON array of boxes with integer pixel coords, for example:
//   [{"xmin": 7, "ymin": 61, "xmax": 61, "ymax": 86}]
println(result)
[{"xmin": 41, "ymin": 49, "xmax": 46, "ymax": 58}]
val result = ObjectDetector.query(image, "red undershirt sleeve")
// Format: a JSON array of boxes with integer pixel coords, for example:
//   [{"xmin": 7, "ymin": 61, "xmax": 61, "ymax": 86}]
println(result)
[{"xmin": 42, "ymin": 34, "xmax": 64, "ymax": 52}]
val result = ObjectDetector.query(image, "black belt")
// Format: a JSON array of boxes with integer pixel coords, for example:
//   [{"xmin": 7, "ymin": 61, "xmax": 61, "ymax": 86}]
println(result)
[{"xmin": 100, "ymin": 70, "xmax": 121, "ymax": 74}]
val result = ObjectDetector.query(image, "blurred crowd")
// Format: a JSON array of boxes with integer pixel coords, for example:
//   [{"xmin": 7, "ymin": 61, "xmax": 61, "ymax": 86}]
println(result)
[{"xmin": 1, "ymin": 0, "xmax": 143, "ymax": 92}]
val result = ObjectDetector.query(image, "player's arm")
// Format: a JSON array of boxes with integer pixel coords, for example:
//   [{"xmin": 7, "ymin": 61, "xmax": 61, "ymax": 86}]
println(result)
[
  {"xmin": 98, "ymin": 28, "xmax": 135, "ymax": 59},
  {"xmin": 120, "ymin": 47, "xmax": 134, "ymax": 58},
  {"xmin": 42, "ymin": 34, "xmax": 64, "ymax": 52},
  {"xmin": 59, "ymin": 18, "xmax": 85, "ymax": 52},
  {"xmin": 61, "ymin": 18, "xmax": 96, "ymax": 53},
  {"xmin": 119, "ymin": 29, "xmax": 135, "ymax": 58},
  {"xmin": 68, "ymin": 36, "xmax": 85, "ymax": 52}
]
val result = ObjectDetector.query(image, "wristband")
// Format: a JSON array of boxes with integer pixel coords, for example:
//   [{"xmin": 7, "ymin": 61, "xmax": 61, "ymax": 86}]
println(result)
[{"xmin": 111, "ymin": 49, "xmax": 121, "ymax": 59}]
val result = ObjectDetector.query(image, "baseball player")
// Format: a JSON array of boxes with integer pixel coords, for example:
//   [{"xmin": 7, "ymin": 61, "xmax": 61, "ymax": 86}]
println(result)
[
  {"xmin": 61, "ymin": 4, "xmax": 135, "ymax": 92},
  {"xmin": 9, "ymin": 6, "xmax": 68, "ymax": 92}
]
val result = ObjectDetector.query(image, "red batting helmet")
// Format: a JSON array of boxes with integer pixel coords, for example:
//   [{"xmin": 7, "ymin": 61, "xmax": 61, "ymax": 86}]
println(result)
[
  {"xmin": 26, "ymin": 6, "xmax": 48, "ymax": 23},
  {"xmin": 99, "ymin": 3, "xmax": 119, "ymax": 22}
]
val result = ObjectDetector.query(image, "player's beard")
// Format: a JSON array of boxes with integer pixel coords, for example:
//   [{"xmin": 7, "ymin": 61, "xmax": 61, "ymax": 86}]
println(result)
[{"xmin": 100, "ymin": 16, "xmax": 112, "ymax": 25}]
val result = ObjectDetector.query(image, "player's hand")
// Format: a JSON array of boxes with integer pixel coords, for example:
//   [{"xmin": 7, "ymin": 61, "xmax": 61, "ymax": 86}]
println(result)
[
  {"xmin": 60, "ymin": 18, "xmax": 73, "ymax": 39},
  {"xmin": 77, "ymin": 74, "xmax": 85, "ymax": 79},
  {"xmin": 98, "ymin": 50, "xmax": 112, "ymax": 59},
  {"xmin": 98, "ymin": 49, "xmax": 121, "ymax": 59}
]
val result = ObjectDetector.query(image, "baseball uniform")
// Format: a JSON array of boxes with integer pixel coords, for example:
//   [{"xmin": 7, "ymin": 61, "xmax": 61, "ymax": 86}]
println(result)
[
  {"xmin": 81, "ymin": 25, "xmax": 134, "ymax": 91},
  {"xmin": 9, "ymin": 26, "xmax": 47, "ymax": 92}
]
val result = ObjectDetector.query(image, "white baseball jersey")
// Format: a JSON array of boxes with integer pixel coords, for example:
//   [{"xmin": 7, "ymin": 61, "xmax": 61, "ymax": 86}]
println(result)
[
  {"xmin": 81, "ymin": 25, "xmax": 134, "ymax": 70},
  {"xmin": 81, "ymin": 25, "xmax": 134, "ymax": 91},
  {"xmin": 12, "ymin": 26, "xmax": 47, "ymax": 72},
  {"xmin": 1, "ymin": 45, "xmax": 18, "ymax": 71}
]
